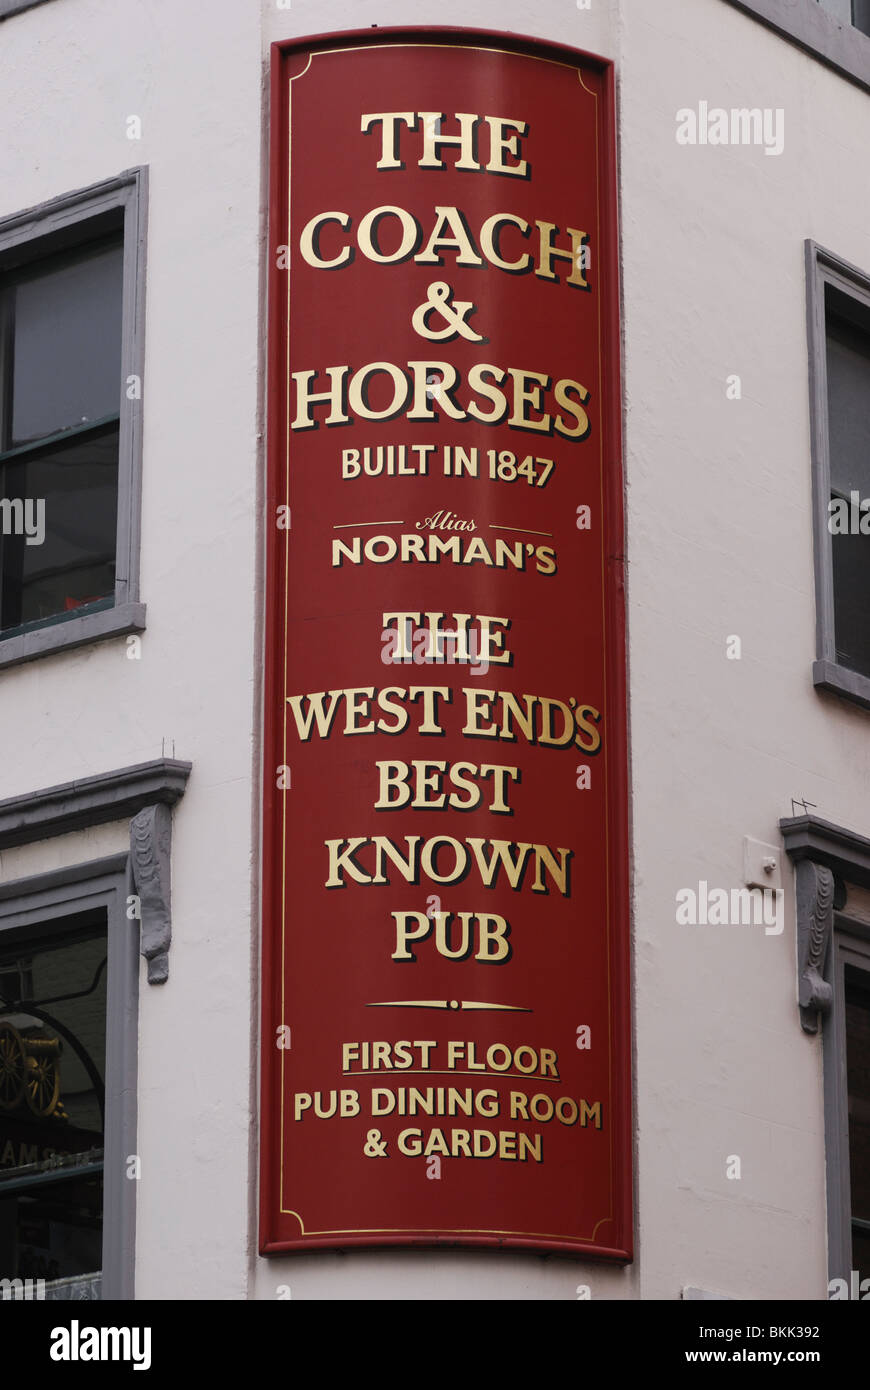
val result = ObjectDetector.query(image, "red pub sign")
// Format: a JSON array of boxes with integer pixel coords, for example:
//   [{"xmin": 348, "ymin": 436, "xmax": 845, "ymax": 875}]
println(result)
[{"xmin": 261, "ymin": 28, "xmax": 631, "ymax": 1257}]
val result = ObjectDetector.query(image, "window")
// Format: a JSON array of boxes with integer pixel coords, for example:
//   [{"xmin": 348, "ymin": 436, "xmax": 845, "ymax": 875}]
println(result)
[
  {"xmin": 823, "ymin": 296, "xmax": 870, "ymax": 678},
  {"xmin": 0, "ymin": 239, "xmax": 123, "ymax": 634},
  {"xmin": 0, "ymin": 911, "xmax": 108, "ymax": 1296},
  {"xmin": 724, "ymin": 1, "xmax": 870, "ymax": 92},
  {"xmin": 0, "ymin": 856, "xmax": 137, "ymax": 1300},
  {"xmin": 826, "ymin": 924, "xmax": 870, "ymax": 1288},
  {"xmin": 845, "ymin": 967, "xmax": 870, "ymax": 1282},
  {"xmin": 781, "ymin": 815, "xmax": 870, "ymax": 1292},
  {"xmin": 806, "ymin": 243, "xmax": 870, "ymax": 709},
  {"xmin": 819, "ymin": 0, "xmax": 870, "ymax": 39},
  {"xmin": 0, "ymin": 172, "xmax": 147, "ymax": 669},
  {"xmin": 856, "ymin": 0, "xmax": 870, "ymax": 37},
  {"xmin": 0, "ymin": 756, "xmax": 191, "ymax": 1301}
]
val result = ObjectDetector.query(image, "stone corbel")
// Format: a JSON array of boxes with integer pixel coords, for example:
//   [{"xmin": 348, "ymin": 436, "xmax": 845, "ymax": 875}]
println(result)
[
  {"xmin": 780, "ymin": 812, "xmax": 870, "ymax": 1034},
  {"xmin": 129, "ymin": 803, "xmax": 173, "ymax": 984},
  {"xmin": 794, "ymin": 859, "xmax": 834, "ymax": 1034},
  {"xmin": 0, "ymin": 757, "xmax": 190, "ymax": 986}
]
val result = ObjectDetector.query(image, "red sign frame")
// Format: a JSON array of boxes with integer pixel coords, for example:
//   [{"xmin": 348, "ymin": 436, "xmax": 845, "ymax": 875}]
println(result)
[{"xmin": 261, "ymin": 26, "xmax": 631, "ymax": 1258}]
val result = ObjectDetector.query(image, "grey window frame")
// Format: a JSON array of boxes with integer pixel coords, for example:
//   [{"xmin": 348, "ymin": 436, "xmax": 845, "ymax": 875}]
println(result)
[
  {"xmin": 0, "ymin": 755, "xmax": 191, "ymax": 1300},
  {"xmin": 825, "ymin": 916, "xmax": 870, "ymax": 1284},
  {"xmin": 0, "ymin": 855, "xmax": 137, "ymax": 1300},
  {"xmin": 781, "ymin": 814, "xmax": 870, "ymax": 1287},
  {"xmin": 805, "ymin": 241, "xmax": 870, "ymax": 710},
  {"xmin": 0, "ymin": 0, "xmax": 55, "ymax": 19},
  {"xmin": 722, "ymin": 1, "xmax": 870, "ymax": 93},
  {"xmin": 0, "ymin": 171, "xmax": 147, "ymax": 670}
]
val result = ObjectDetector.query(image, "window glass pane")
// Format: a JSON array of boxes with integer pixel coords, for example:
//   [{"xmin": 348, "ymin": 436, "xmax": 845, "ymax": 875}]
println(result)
[
  {"xmin": 854, "ymin": 1225, "xmax": 870, "ymax": 1285},
  {"xmin": 846, "ymin": 972, "xmax": 870, "ymax": 1283},
  {"xmin": 831, "ymin": 527, "xmax": 870, "ymax": 678},
  {"xmin": 10, "ymin": 241, "xmax": 123, "ymax": 448},
  {"xmin": 826, "ymin": 319, "xmax": 870, "ymax": 499},
  {"xmin": 0, "ymin": 424, "xmax": 118, "ymax": 632},
  {"xmin": 0, "ymin": 920, "xmax": 106, "ymax": 1287},
  {"xmin": 826, "ymin": 314, "xmax": 870, "ymax": 678}
]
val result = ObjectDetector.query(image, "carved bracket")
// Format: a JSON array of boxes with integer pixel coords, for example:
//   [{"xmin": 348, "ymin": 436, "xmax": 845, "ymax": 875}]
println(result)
[
  {"xmin": 129, "ymin": 803, "xmax": 173, "ymax": 985},
  {"xmin": 795, "ymin": 859, "xmax": 834, "ymax": 1033}
]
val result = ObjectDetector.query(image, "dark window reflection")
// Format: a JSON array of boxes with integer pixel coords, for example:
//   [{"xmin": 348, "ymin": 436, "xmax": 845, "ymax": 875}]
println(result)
[
  {"xmin": 826, "ymin": 314, "xmax": 870, "ymax": 678},
  {"xmin": 853, "ymin": 0, "xmax": 870, "ymax": 40},
  {"xmin": 0, "ymin": 235, "xmax": 122, "ymax": 635},
  {"xmin": 10, "ymin": 242, "xmax": 123, "ymax": 448},
  {"xmin": 846, "ymin": 969, "xmax": 870, "ymax": 1285},
  {"xmin": 0, "ymin": 423, "xmax": 118, "ymax": 632},
  {"xmin": 831, "ymin": 526, "xmax": 870, "ymax": 679},
  {"xmin": 0, "ymin": 916, "xmax": 106, "ymax": 1287}
]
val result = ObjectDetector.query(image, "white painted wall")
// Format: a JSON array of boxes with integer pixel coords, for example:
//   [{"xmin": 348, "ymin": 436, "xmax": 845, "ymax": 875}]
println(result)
[
  {"xmin": 0, "ymin": 0, "xmax": 263, "ymax": 1302},
  {"xmin": 1, "ymin": 0, "xmax": 867, "ymax": 1299},
  {"xmin": 620, "ymin": 0, "xmax": 870, "ymax": 1301}
]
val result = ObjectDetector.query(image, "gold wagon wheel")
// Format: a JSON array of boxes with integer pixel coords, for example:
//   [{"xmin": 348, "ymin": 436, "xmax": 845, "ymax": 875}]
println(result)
[
  {"xmin": 0, "ymin": 1021, "xmax": 27, "ymax": 1110},
  {"xmin": 23, "ymin": 1033, "xmax": 62, "ymax": 1118}
]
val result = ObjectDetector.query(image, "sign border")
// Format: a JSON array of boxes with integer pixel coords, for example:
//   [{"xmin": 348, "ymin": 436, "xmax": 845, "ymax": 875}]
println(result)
[{"xmin": 260, "ymin": 26, "xmax": 631, "ymax": 1261}]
